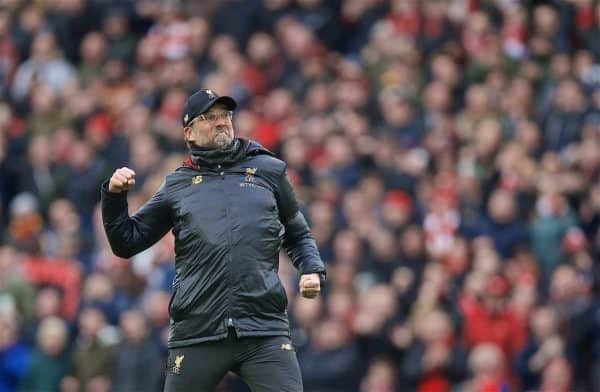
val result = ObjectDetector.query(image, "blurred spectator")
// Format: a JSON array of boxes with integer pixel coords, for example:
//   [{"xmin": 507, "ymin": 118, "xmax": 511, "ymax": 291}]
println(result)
[
  {"xmin": 80, "ymin": 273, "xmax": 119, "ymax": 325},
  {"xmin": 548, "ymin": 264, "xmax": 591, "ymax": 337},
  {"xmin": 360, "ymin": 357, "xmax": 397, "ymax": 392},
  {"xmin": 462, "ymin": 343, "xmax": 511, "ymax": 392},
  {"xmin": 0, "ymin": 8, "xmax": 18, "ymax": 99},
  {"xmin": 6, "ymin": 193, "xmax": 43, "ymax": 254},
  {"xmin": 42, "ymin": 198, "xmax": 91, "ymax": 259},
  {"xmin": 142, "ymin": 290, "xmax": 171, "ymax": 351},
  {"xmin": 17, "ymin": 135, "xmax": 57, "ymax": 213},
  {"xmin": 23, "ymin": 252, "xmax": 81, "ymax": 321},
  {"xmin": 539, "ymin": 356, "xmax": 573, "ymax": 392},
  {"xmin": 401, "ymin": 308, "xmax": 468, "ymax": 391},
  {"xmin": 291, "ymin": 295, "xmax": 322, "ymax": 351},
  {"xmin": 21, "ymin": 286, "xmax": 63, "ymax": 345},
  {"xmin": 11, "ymin": 31, "xmax": 75, "ymax": 103},
  {"xmin": 19, "ymin": 316, "xmax": 69, "ymax": 392},
  {"xmin": 78, "ymin": 32, "xmax": 108, "ymax": 87},
  {"xmin": 59, "ymin": 139, "xmax": 108, "ymax": 224},
  {"xmin": 460, "ymin": 274, "xmax": 527, "ymax": 361},
  {"xmin": 577, "ymin": 2, "xmax": 600, "ymax": 60},
  {"xmin": 541, "ymin": 79, "xmax": 587, "ymax": 152},
  {"xmin": 0, "ymin": 312, "xmax": 31, "ymax": 392},
  {"xmin": 531, "ymin": 193, "xmax": 578, "ymax": 281},
  {"xmin": 145, "ymin": 2, "xmax": 191, "ymax": 61},
  {"xmin": 530, "ymin": 4, "xmax": 572, "ymax": 57},
  {"xmin": 353, "ymin": 284, "xmax": 398, "ymax": 362},
  {"xmin": 102, "ymin": 9, "xmax": 137, "ymax": 64},
  {"xmin": 463, "ymin": 188, "xmax": 529, "ymax": 259},
  {"xmin": 61, "ymin": 306, "xmax": 117, "ymax": 392},
  {"xmin": 111, "ymin": 309, "xmax": 162, "ymax": 392},
  {"xmin": 26, "ymin": 83, "xmax": 73, "ymax": 136},
  {"xmin": 516, "ymin": 306, "xmax": 570, "ymax": 391},
  {"xmin": 299, "ymin": 317, "xmax": 361, "ymax": 392},
  {"xmin": 377, "ymin": 90, "xmax": 425, "ymax": 149},
  {"xmin": 11, "ymin": 5, "xmax": 43, "ymax": 60},
  {"xmin": 0, "ymin": 245, "xmax": 35, "ymax": 321}
]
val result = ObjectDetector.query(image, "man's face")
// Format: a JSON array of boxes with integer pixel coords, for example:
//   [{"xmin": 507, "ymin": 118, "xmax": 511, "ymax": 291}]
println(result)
[{"xmin": 184, "ymin": 103, "xmax": 234, "ymax": 149}]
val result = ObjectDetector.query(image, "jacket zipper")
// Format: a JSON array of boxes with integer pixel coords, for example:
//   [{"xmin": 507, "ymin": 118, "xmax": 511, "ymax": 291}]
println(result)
[{"xmin": 219, "ymin": 164, "xmax": 234, "ymax": 331}]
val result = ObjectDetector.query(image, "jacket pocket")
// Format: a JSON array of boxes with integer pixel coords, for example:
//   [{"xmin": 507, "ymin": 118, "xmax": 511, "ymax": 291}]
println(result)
[
  {"xmin": 168, "ymin": 284, "xmax": 183, "ymax": 322},
  {"xmin": 275, "ymin": 282, "xmax": 288, "ymax": 311}
]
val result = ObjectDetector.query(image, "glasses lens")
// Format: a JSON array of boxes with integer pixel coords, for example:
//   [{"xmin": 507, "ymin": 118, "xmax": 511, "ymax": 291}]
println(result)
[
  {"xmin": 208, "ymin": 111, "xmax": 232, "ymax": 122},
  {"xmin": 194, "ymin": 111, "xmax": 233, "ymax": 124}
]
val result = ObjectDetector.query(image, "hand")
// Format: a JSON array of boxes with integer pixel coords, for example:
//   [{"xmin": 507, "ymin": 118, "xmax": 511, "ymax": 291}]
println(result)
[
  {"xmin": 540, "ymin": 336, "xmax": 564, "ymax": 358},
  {"xmin": 299, "ymin": 273, "xmax": 321, "ymax": 299},
  {"xmin": 108, "ymin": 167, "xmax": 136, "ymax": 193}
]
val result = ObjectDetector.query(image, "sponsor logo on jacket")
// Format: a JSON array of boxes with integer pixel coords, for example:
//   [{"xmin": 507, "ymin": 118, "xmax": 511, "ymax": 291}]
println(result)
[{"xmin": 241, "ymin": 168, "xmax": 258, "ymax": 187}]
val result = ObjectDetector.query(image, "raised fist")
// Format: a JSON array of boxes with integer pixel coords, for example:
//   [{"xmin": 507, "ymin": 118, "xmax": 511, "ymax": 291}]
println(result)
[{"xmin": 108, "ymin": 167, "xmax": 136, "ymax": 193}]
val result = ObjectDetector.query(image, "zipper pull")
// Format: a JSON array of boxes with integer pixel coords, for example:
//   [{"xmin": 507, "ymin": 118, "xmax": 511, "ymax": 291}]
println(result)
[{"xmin": 228, "ymin": 318, "xmax": 233, "ymax": 327}]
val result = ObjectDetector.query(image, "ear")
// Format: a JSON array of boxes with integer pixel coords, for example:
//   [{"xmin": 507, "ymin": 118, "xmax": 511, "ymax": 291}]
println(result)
[{"xmin": 183, "ymin": 126, "xmax": 193, "ymax": 142}]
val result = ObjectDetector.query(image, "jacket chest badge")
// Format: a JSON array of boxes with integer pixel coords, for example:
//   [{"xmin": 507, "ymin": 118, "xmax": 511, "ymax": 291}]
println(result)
[{"xmin": 191, "ymin": 175, "xmax": 203, "ymax": 185}]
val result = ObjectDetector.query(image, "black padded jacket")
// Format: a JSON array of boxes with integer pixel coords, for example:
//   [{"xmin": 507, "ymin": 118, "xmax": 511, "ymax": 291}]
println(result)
[{"xmin": 101, "ymin": 139, "xmax": 325, "ymax": 348}]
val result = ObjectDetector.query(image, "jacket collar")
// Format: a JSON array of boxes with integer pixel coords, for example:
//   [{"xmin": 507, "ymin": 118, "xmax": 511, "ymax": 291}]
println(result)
[{"xmin": 182, "ymin": 138, "xmax": 274, "ymax": 169}]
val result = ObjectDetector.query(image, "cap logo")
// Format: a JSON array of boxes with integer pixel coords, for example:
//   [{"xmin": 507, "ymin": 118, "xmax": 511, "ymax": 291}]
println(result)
[
  {"xmin": 184, "ymin": 114, "xmax": 189, "ymax": 124},
  {"xmin": 205, "ymin": 89, "xmax": 216, "ymax": 99}
]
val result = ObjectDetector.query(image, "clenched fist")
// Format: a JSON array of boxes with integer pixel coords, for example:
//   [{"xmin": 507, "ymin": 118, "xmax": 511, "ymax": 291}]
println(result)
[
  {"xmin": 299, "ymin": 273, "xmax": 321, "ymax": 299},
  {"xmin": 108, "ymin": 167, "xmax": 136, "ymax": 193}
]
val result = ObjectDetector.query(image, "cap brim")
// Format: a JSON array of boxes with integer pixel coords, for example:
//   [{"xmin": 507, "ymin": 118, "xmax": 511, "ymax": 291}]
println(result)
[
  {"xmin": 182, "ymin": 95, "xmax": 238, "ymax": 127},
  {"xmin": 204, "ymin": 96, "xmax": 237, "ymax": 112}
]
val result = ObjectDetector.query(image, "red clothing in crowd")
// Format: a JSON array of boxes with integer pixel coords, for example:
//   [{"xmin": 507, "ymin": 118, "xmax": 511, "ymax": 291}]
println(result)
[
  {"xmin": 473, "ymin": 377, "xmax": 511, "ymax": 392},
  {"xmin": 252, "ymin": 117, "xmax": 281, "ymax": 151},
  {"xmin": 23, "ymin": 257, "xmax": 81, "ymax": 320},
  {"xmin": 387, "ymin": 9, "xmax": 420, "ymax": 39},
  {"xmin": 418, "ymin": 371, "xmax": 450, "ymax": 392},
  {"xmin": 460, "ymin": 294, "xmax": 528, "ymax": 360}
]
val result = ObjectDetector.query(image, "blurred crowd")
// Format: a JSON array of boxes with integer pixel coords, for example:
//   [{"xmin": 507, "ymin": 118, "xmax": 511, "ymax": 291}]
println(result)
[{"xmin": 0, "ymin": 0, "xmax": 599, "ymax": 391}]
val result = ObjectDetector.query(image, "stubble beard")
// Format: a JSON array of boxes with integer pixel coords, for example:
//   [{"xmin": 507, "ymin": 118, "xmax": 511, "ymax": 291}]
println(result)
[{"xmin": 212, "ymin": 130, "xmax": 233, "ymax": 149}]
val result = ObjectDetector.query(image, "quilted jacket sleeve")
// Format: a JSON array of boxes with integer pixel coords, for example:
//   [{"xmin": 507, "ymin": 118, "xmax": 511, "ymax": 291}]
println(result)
[
  {"xmin": 275, "ymin": 169, "xmax": 326, "ymax": 277},
  {"xmin": 101, "ymin": 180, "xmax": 173, "ymax": 258}
]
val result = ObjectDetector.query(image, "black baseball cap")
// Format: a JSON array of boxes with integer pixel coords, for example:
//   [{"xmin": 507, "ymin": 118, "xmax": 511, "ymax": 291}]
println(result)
[{"xmin": 182, "ymin": 89, "xmax": 237, "ymax": 127}]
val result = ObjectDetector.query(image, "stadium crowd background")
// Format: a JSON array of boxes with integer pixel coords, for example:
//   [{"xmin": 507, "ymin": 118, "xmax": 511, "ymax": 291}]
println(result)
[{"xmin": 0, "ymin": 0, "xmax": 599, "ymax": 391}]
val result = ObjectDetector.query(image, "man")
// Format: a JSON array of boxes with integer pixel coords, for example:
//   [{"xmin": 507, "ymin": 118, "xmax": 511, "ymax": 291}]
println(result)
[{"xmin": 101, "ymin": 89, "xmax": 325, "ymax": 391}]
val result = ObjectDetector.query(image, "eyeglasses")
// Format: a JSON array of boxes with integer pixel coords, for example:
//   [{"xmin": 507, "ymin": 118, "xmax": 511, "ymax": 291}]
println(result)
[{"xmin": 191, "ymin": 111, "xmax": 233, "ymax": 124}]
